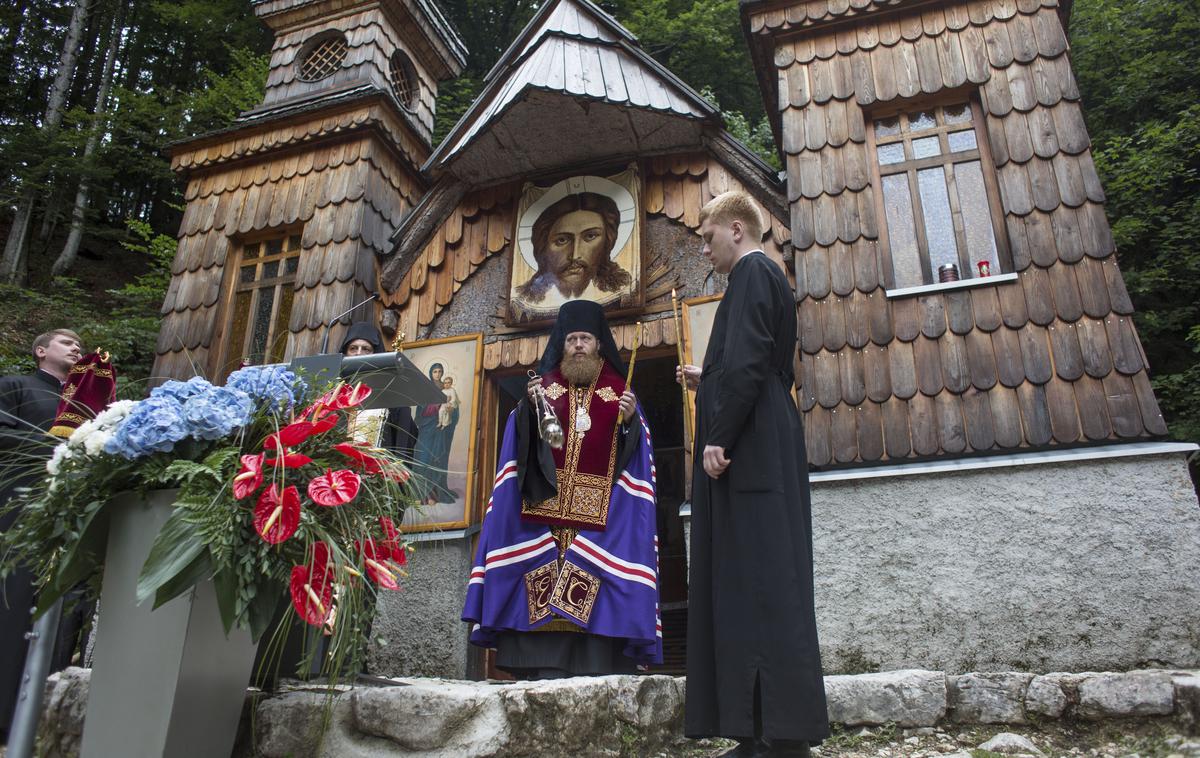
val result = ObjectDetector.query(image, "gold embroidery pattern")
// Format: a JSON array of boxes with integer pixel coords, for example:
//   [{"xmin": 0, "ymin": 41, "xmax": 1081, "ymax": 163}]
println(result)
[
  {"xmin": 68, "ymin": 364, "xmax": 113, "ymax": 378},
  {"xmin": 524, "ymin": 562, "xmax": 557, "ymax": 624},
  {"xmin": 595, "ymin": 386, "xmax": 619, "ymax": 403},
  {"xmin": 567, "ymin": 475, "xmax": 608, "ymax": 518},
  {"xmin": 521, "ymin": 372, "xmax": 619, "ymax": 529},
  {"xmin": 550, "ymin": 561, "xmax": 600, "ymax": 624},
  {"xmin": 550, "ymin": 525, "xmax": 578, "ymax": 561},
  {"xmin": 543, "ymin": 382, "xmax": 567, "ymax": 401}
]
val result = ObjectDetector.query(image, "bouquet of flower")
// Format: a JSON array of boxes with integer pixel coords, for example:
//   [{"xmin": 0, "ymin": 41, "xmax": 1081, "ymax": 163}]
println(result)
[{"xmin": 1, "ymin": 365, "xmax": 416, "ymax": 675}]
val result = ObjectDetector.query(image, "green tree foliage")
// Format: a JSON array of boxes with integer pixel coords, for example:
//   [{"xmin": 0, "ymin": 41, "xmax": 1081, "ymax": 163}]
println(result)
[{"xmin": 1071, "ymin": 0, "xmax": 1200, "ymax": 442}]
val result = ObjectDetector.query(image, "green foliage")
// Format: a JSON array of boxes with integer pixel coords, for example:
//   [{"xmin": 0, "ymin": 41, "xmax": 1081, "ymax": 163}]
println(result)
[
  {"xmin": 604, "ymin": 0, "xmax": 762, "ymax": 119},
  {"xmin": 701, "ymin": 87, "xmax": 780, "ymax": 171},
  {"xmin": 434, "ymin": 74, "xmax": 483, "ymax": 146},
  {"xmin": 1071, "ymin": 0, "xmax": 1200, "ymax": 442}
]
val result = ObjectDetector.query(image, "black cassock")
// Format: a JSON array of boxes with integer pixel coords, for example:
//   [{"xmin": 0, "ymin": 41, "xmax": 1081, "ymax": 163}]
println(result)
[
  {"xmin": 685, "ymin": 252, "xmax": 829, "ymax": 743},
  {"xmin": 0, "ymin": 369, "xmax": 63, "ymax": 733}
]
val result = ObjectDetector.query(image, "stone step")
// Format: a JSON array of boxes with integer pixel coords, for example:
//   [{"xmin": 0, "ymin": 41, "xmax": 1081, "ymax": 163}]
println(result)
[{"xmin": 34, "ymin": 667, "xmax": 1200, "ymax": 757}]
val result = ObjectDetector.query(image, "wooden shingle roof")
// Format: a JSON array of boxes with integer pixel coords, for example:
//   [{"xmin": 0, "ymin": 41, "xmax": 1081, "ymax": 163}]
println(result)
[{"xmin": 425, "ymin": 0, "xmax": 721, "ymax": 185}]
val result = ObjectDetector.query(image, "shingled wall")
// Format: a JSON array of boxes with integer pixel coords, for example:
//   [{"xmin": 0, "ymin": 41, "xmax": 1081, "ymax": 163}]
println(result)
[
  {"xmin": 745, "ymin": 0, "xmax": 1167, "ymax": 467},
  {"xmin": 152, "ymin": 102, "xmax": 423, "ymax": 380}
]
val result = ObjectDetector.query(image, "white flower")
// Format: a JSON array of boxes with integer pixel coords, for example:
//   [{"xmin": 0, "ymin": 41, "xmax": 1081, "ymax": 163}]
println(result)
[
  {"xmin": 65, "ymin": 400, "xmax": 136, "ymax": 457},
  {"xmin": 83, "ymin": 429, "xmax": 114, "ymax": 457},
  {"xmin": 47, "ymin": 443, "xmax": 71, "ymax": 476}
]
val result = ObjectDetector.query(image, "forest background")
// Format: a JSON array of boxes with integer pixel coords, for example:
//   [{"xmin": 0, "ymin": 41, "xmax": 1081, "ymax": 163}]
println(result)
[{"xmin": 0, "ymin": 0, "xmax": 1196, "ymax": 445}]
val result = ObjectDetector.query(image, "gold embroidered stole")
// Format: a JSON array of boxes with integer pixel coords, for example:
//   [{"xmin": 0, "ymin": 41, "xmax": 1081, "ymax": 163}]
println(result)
[{"xmin": 520, "ymin": 364, "xmax": 623, "ymax": 530}]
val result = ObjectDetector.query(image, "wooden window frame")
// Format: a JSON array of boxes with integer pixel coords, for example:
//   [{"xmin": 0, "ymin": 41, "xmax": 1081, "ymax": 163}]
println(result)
[
  {"xmin": 297, "ymin": 32, "xmax": 348, "ymax": 83},
  {"xmin": 388, "ymin": 50, "xmax": 420, "ymax": 111},
  {"xmin": 215, "ymin": 230, "xmax": 302, "ymax": 379},
  {"xmin": 865, "ymin": 94, "xmax": 1012, "ymax": 290}
]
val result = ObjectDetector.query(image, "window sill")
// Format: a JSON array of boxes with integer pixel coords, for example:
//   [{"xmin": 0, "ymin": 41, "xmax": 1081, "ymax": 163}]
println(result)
[{"xmin": 884, "ymin": 272, "xmax": 1018, "ymax": 300}]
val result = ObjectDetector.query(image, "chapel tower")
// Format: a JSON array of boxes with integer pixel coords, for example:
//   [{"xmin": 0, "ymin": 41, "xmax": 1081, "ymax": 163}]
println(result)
[{"xmin": 151, "ymin": 0, "xmax": 465, "ymax": 380}]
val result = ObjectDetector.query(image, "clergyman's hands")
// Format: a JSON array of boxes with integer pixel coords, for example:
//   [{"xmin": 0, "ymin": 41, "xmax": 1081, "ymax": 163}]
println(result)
[
  {"xmin": 676, "ymin": 364, "xmax": 701, "ymax": 390},
  {"xmin": 702, "ymin": 444, "xmax": 730, "ymax": 479},
  {"xmin": 526, "ymin": 375, "xmax": 541, "ymax": 402},
  {"xmin": 619, "ymin": 390, "xmax": 636, "ymax": 423}
]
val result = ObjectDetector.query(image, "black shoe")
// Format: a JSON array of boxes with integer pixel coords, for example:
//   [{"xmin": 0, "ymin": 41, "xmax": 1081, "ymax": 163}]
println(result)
[{"xmin": 761, "ymin": 738, "xmax": 811, "ymax": 757}]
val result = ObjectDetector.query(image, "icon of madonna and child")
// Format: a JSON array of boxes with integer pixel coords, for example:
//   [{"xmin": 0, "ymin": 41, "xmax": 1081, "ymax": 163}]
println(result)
[{"xmin": 397, "ymin": 334, "xmax": 480, "ymax": 528}]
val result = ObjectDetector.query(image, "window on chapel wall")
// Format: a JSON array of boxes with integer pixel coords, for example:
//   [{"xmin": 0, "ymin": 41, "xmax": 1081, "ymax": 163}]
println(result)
[
  {"xmin": 221, "ymin": 233, "xmax": 301, "ymax": 377},
  {"xmin": 868, "ymin": 99, "xmax": 1009, "ymax": 289}
]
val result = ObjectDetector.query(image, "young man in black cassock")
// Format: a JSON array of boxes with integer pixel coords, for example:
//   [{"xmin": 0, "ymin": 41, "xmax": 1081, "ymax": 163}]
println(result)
[
  {"xmin": 0, "ymin": 329, "xmax": 82, "ymax": 738},
  {"xmin": 681, "ymin": 192, "xmax": 829, "ymax": 757}
]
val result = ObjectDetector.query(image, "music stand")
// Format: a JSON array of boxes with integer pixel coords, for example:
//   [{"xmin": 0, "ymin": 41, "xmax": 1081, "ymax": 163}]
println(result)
[{"xmin": 289, "ymin": 352, "xmax": 444, "ymax": 407}]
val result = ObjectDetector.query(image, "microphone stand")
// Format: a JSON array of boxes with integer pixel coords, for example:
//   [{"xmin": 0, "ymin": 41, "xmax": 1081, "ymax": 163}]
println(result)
[{"xmin": 319, "ymin": 293, "xmax": 379, "ymax": 354}]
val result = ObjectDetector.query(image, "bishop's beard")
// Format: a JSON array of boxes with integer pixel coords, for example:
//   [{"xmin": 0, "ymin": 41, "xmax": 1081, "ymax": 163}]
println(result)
[{"xmin": 560, "ymin": 352, "xmax": 603, "ymax": 386}]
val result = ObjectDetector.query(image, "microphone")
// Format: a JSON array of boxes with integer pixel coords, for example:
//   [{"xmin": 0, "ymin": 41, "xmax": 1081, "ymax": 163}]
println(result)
[{"xmin": 320, "ymin": 293, "xmax": 379, "ymax": 354}]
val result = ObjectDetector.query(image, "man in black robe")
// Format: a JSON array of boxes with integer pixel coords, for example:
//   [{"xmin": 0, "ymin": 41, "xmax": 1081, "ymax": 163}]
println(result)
[
  {"xmin": 0, "ymin": 328, "xmax": 81, "ymax": 738},
  {"xmin": 681, "ymin": 192, "xmax": 828, "ymax": 756}
]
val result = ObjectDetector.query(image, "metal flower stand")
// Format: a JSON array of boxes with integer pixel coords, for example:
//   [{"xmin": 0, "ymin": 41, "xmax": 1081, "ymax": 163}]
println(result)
[{"xmin": 80, "ymin": 490, "xmax": 258, "ymax": 758}]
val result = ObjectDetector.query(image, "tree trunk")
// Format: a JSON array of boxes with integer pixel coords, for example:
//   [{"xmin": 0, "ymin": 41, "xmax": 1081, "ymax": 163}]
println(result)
[
  {"xmin": 1, "ymin": 0, "xmax": 92, "ymax": 285},
  {"xmin": 53, "ymin": 4, "xmax": 123, "ymax": 277}
]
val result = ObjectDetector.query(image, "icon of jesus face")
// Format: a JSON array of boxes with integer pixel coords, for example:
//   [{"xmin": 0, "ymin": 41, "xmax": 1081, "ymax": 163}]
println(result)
[
  {"xmin": 546, "ymin": 209, "xmax": 607, "ymax": 297},
  {"xmin": 517, "ymin": 192, "xmax": 631, "ymax": 304}
]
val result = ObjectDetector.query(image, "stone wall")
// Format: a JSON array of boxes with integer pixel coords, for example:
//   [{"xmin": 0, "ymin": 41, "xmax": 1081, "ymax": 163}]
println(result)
[
  {"xmin": 808, "ymin": 452, "xmax": 1200, "ymax": 674},
  {"xmin": 369, "ymin": 535, "xmax": 473, "ymax": 678}
]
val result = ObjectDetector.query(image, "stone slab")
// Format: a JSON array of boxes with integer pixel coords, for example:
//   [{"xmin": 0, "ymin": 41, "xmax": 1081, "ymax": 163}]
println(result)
[{"xmin": 824, "ymin": 669, "xmax": 947, "ymax": 727}]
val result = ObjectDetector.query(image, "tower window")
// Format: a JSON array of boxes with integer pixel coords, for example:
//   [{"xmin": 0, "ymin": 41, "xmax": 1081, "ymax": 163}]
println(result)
[
  {"xmin": 298, "ymin": 34, "xmax": 348, "ymax": 82},
  {"xmin": 389, "ymin": 50, "xmax": 419, "ymax": 109}
]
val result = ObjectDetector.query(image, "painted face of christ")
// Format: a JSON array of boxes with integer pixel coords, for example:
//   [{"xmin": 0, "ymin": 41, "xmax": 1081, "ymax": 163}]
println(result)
[{"xmin": 517, "ymin": 192, "xmax": 632, "ymax": 303}]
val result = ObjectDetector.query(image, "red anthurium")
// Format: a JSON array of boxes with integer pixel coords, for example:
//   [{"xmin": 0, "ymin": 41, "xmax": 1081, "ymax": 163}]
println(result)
[
  {"xmin": 289, "ymin": 544, "xmax": 333, "ymax": 626},
  {"xmin": 358, "ymin": 539, "xmax": 401, "ymax": 590},
  {"xmin": 253, "ymin": 484, "xmax": 301, "ymax": 544},
  {"xmin": 265, "ymin": 453, "xmax": 313, "ymax": 469},
  {"xmin": 331, "ymin": 382, "xmax": 371, "ymax": 410},
  {"xmin": 233, "ymin": 453, "xmax": 265, "ymax": 500},
  {"xmin": 333, "ymin": 442, "xmax": 383, "ymax": 474},
  {"xmin": 307, "ymin": 469, "xmax": 361, "ymax": 506},
  {"xmin": 378, "ymin": 517, "xmax": 408, "ymax": 566},
  {"xmin": 264, "ymin": 421, "xmax": 314, "ymax": 450},
  {"xmin": 310, "ymin": 414, "xmax": 338, "ymax": 434}
]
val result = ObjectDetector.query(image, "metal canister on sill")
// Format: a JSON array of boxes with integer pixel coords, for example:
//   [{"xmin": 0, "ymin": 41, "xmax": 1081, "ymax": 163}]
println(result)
[
  {"xmin": 938, "ymin": 263, "xmax": 960, "ymax": 283},
  {"xmin": 977, "ymin": 260, "xmax": 992, "ymax": 277}
]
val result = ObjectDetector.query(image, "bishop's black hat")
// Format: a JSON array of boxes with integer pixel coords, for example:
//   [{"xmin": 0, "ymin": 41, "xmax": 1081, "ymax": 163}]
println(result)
[{"xmin": 537, "ymin": 300, "xmax": 625, "ymax": 375}]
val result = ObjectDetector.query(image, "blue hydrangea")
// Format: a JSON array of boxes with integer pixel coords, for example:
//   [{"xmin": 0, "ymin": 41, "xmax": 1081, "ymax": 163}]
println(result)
[
  {"xmin": 182, "ymin": 386, "xmax": 254, "ymax": 440},
  {"xmin": 103, "ymin": 396, "xmax": 189, "ymax": 459},
  {"xmin": 151, "ymin": 376, "xmax": 216, "ymax": 403},
  {"xmin": 225, "ymin": 365, "xmax": 306, "ymax": 411}
]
